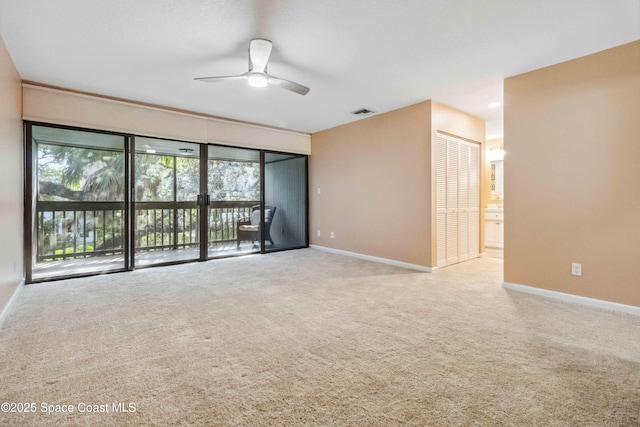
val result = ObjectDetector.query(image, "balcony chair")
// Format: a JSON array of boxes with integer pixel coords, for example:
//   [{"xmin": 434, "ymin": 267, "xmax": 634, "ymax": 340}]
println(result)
[{"xmin": 236, "ymin": 205, "xmax": 276, "ymax": 249}]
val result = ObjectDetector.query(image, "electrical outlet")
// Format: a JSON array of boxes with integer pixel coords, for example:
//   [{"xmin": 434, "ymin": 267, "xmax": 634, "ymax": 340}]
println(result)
[
  {"xmin": 330, "ymin": 231, "xmax": 335, "ymax": 239},
  {"xmin": 571, "ymin": 263, "xmax": 582, "ymax": 276},
  {"xmin": 317, "ymin": 230, "xmax": 321, "ymax": 237},
  {"xmin": 317, "ymin": 188, "xmax": 321, "ymax": 194}
]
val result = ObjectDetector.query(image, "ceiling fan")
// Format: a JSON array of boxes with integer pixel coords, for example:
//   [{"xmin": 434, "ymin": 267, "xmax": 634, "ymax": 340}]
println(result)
[{"xmin": 195, "ymin": 39, "xmax": 310, "ymax": 96}]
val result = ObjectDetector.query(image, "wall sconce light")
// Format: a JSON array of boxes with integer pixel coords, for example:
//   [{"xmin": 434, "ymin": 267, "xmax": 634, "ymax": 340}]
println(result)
[{"xmin": 489, "ymin": 147, "xmax": 505, "ymax": 161}]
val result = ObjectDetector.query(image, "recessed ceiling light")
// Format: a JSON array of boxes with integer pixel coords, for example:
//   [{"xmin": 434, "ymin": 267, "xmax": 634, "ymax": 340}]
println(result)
[{"xmin": 488, "ymin": 102, "xmax": 501, "ymax": 109}]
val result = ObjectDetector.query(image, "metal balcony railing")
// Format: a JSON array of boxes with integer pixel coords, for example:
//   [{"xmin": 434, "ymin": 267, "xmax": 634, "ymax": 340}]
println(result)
[{"xmin": 35, "ymin": 200, "xmax": 258, "ymax": 262}]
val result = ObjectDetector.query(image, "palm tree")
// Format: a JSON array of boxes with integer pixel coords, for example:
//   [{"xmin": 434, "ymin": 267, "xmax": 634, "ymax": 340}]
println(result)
[{"xmin": 38, "ymin": 144, "xmax": 176, "ymax": 201}]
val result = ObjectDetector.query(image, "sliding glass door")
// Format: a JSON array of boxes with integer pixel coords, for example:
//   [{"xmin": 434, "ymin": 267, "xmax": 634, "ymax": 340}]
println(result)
[
  {"xmin": 207, "ymin": 145, "xmax": 261, "ymax": 257},
  {"xmin": 25, "ymin": 123, "xmax": 308, "ymax": 282},
  {"xmin": 27, "ymin": 125, "xmax": 128, "ymax": 281},
  {"xmin": 133, "ymin": 137, "xmax": 201, "ymax": 267}
]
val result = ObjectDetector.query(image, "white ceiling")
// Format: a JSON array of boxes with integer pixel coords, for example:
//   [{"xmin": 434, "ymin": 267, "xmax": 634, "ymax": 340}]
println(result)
[{"xmin": 1, "ymin": 1, "xmax": 638, "ymax": 138}]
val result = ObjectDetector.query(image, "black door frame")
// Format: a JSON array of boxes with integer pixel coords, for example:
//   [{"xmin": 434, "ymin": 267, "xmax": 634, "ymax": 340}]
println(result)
[
  {"xmin": 262, "ymin": 150, "xmax": 310, "ymax": 253},
  {"xmin": 24, "ymin": 121, "xmax": 132, "ymax": 283},
  {"xmin": 23, "ymin": 121, "xmax": 309, "ymax": 283}
]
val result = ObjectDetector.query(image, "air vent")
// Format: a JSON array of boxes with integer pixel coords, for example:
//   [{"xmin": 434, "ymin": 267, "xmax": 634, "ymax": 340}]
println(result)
[{"xmin": 351, "ymin": 108, "xmax": 376, "ymax": 115}]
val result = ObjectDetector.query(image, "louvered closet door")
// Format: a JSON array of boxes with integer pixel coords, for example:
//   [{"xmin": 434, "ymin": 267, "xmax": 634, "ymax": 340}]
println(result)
[
  {"xmin": 435, "ymin": 133, "xmax": 480, "ymax": 267},
  {"xmin": 468, "ymin": 143, "xmax": 480, "ymax": 257},
  {"xmin": 446, "ymin": 137, "xmax": 459, "ymax": 265},
  {"xmin": 436, "ymin": 135, "xmax": 447, "ymax": 267},
  {"xmin": 457, "ymin": 142, "xmax": 470, "ymax": 262}
]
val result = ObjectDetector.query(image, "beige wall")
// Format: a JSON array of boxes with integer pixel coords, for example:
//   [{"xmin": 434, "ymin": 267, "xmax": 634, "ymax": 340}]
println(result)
[
  {"xmin": 431, "ymin": 101, "xmax": 485, "ymax": 144},
  {"xmin": 310, "ymin": 100, "xmax": 484, "ymax": 268},
  {"xmin": 0, "ymin": 34, "xmax": 23, "ymax": 313},
  {"xmin": 310, "ymin": 101, "xmax": 432, "ymax": 266},
  {"xmin": 504, "ymin": 41, "xmax": 640, "ymax": 307},
  {"xmin": 23, "ymin": 84, "xmax": 311, "ymax": 155}
]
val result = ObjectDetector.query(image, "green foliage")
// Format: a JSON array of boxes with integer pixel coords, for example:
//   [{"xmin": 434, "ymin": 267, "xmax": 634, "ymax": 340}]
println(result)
[
  {"xmin": 135, "ymin": 154, "xmax": 174, "ymax": 201},
  {"xmin": 208, "ymin": 160, "xmax": 259, "ymax": 201},
  {"xmin": 37, "ymin": 141, "xmax": 260, "ymax": 260},
  {"xmin": 39, "ymin": 143, "xmax": 259, "ymax": 202},
  {"xmin": 54, "ymin": 245, "xmax": 94, "ymax": 255}
]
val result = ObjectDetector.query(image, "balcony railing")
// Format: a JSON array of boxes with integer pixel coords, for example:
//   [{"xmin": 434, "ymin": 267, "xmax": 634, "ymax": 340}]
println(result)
[{"xmin": 35, "ymin": 200, "xmax": 258, "ymax": 262}]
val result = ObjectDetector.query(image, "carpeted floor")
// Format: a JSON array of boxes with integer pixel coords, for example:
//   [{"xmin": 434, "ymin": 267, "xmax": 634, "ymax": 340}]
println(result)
[{"xmin": 1, "ymin": 249, "xmax": 639, "ymax": 426}]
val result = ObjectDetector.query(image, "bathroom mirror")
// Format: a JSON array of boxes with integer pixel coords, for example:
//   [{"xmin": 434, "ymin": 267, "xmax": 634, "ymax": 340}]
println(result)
[{"xmin": 490, "ymin": 159, "xmax": 504, "ymax": 201}]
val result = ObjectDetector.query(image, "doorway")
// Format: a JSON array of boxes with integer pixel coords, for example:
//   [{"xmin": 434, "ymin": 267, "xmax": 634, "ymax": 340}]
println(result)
[{"xmin": 485, "ymin": 139, "xmax": 504, "ymax": 259}]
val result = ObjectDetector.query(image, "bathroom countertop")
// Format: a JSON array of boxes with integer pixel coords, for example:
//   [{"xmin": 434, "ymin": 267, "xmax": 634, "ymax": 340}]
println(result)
[{"xmin": 485, "ymin": 207, "xmax": 504, "ymax": 213}]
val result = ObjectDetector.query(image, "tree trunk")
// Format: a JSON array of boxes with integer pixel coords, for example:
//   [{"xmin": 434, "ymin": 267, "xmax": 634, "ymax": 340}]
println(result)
[{"xmin": 39, "ymin": 181, "xmax": 90, "ymax": 200}]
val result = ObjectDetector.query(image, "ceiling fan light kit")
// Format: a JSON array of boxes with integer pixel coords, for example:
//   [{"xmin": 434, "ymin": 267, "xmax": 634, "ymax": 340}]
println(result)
[
  {"xmin": 247, "ymin": 73, "xmax": 268, "ymax": 88},
  {"xmin": 195, "ymin": 39, "xmax": 310, "ymax": 95}
]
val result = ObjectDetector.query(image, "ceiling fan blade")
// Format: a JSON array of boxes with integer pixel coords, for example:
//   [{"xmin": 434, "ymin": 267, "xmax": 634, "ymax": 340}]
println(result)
[
  {"xmin": 249, "ymin": 39, "xmax": 272, "ymax": 73},
  {"xmin": 194, "ymin": 74, "xmax": 247, "ymax": 83},
  {"xmin": 196, "ymin": 40, "xmax": 311, "ymax": 94},
  {"xmin": 268, "ymin": 75, "xmax": 310, "ymax": 95}
]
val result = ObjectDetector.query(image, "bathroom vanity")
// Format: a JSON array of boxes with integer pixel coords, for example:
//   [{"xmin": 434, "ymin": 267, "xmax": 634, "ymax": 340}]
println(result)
[{"xmin": 485, "ymin": 207, "xmax": 504, "ymax": 248}]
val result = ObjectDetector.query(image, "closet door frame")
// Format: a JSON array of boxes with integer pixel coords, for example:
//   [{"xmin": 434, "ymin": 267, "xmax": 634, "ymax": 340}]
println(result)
[{"xmin": 435, "ymin": 133, "xmax": 481, "ymax": 268}]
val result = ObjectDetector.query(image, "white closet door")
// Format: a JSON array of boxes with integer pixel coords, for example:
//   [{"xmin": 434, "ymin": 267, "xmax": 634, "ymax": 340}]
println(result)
[
  {"xmin": 435, "ymin": 133, "xmax": 480, "ymax": 267},
  {"xmin": 436, "ymin": 135, "xmax": 447, "ymax": 267},
  {"xmin": 468, "ymin": 143, "xmax": 480, "ymax": 257},
  {"xmin": 458, "ymin": 142, "xmax": 470, "ymax": 262},
  {"xmin": 446, "ymin": 137, "xmax": 459, "ymax": 265}
]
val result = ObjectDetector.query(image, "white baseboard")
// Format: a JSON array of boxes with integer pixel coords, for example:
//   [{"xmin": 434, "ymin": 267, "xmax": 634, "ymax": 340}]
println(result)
[
  {"xmin": 503, "ymin": 282, "xmax": 640, "ymax": 316},
  {"xmin": 0, "ymin": 279, "xmax": 25, "ymax": 328},
  {"xmin": 309, "ymin": 245, "xmax": 433, "ymax": 273}
]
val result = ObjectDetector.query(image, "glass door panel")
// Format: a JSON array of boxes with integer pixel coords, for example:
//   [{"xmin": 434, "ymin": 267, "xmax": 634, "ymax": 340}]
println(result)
[
  {"xmin": 27, "ymin": 123, "xmax": 310, "ymax": 282},
  {"xmin": 207, "ymin": 145, "xmax": 260, "ymax": 257},
  {"xmin": 134, "ymin": 137, "xmax": 201, "ymax": 266},
  {"xmin": 31, "ymin": 125, "xmax": 127, "ymax": 280},
  {"xmin": 264, "ymin": 153, "xmax": 308, "ymax": 252}
]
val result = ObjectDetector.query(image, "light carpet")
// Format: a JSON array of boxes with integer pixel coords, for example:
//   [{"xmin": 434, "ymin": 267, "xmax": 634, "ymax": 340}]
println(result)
[{"xmin": 1, "ymin": 249, "xmax": 639, "ymax": 426}]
